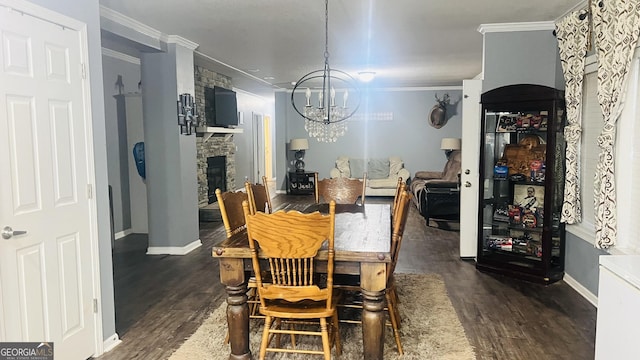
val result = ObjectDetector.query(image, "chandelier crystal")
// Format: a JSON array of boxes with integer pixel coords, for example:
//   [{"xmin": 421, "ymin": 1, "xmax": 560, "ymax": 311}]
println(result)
[{"xmin": 291, "ymin": 0, "xmax": 360, "ymax": 143}]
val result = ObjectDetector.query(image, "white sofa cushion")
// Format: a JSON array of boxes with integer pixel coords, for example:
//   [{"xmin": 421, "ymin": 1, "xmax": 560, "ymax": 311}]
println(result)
[
  {"xmin": 368, "ymin": 178, "xmax": 399, "ymax": 189},
  {"xmin": 336, "ymin": 156, "xmax": 350, "ymax": 177},
  {"xmin": 368, "ymin": 159, "xmax": 390, "ymax": 179},
  {"xmin": 349, "ymin": 159, "xmax": 366, "ymax": 178},
  {"xmin": 389, "ymin": 156, "xmax": 403, "ymax": 176}
]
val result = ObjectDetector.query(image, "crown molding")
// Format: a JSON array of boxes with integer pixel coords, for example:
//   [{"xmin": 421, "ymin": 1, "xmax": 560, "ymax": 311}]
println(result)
[
  {"xmin": 100, "ymin": 5, "xmax": 163, "ymax": 41},
  {"xmin": 164, "ymin": 35, "xmax": 199, "ymax": 51},
  {"xmin": 101, "ymin": 47, "xmax": 140, "ymax": 65},
  {"xmin": 478, "ymin": 21, "xmax": 555, "ymax": 34},
  {"xmin": 278, "ymin": 85, "xmax": 463, "ymax": 93}
]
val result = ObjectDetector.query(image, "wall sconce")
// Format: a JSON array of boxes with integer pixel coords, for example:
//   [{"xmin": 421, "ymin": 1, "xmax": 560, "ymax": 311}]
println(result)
[
  {"xmin": 290, "ymin": 138, "xmax": 309, "ymax": 172},
  {"xmin": 440, "ymin": 137, "xmax": 461, "ymax": 158},
  {"xmin": 177, "ymin": 93, "xmax": 198, "ymax": 135}
]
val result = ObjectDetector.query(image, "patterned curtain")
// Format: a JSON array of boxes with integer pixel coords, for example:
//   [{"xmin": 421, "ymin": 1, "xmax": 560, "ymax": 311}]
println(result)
[
  {"xmin": 592, "ymin": 0, "xmax": 640, "ymax": 248},
  {"xmin": 556, "ymin": 11, "xmax": 590, "ymax": 225}
]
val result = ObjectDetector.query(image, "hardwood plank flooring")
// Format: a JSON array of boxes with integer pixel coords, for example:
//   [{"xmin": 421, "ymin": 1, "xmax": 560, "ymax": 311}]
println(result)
[{"xmin": 95, "ymin": 194, "xmax": 595, "ymax": 359}]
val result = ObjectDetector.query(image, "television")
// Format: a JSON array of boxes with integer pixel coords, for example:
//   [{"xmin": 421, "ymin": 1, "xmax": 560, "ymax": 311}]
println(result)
[{"xmin": 204, "ymin": 86, "xmax": 238, "ymax": 127}]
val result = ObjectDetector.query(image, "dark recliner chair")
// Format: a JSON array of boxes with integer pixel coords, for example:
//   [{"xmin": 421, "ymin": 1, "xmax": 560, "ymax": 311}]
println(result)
[{"xmin": 409, "ymin": 150, "xmax": 461, "ymax": 226}]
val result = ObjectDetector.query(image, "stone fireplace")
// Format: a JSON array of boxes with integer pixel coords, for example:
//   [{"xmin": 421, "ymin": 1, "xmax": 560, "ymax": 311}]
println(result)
[
  {"xmin": 206, "ymin": 155, "xmax": 226, "ymax": 203},
  {"xmin": 194, "ymin": 65, "xmax": 237, "ymax": 207},
  {"xmin": 196, "ymin": 136, "xmax": 236, "ymax": 206}
]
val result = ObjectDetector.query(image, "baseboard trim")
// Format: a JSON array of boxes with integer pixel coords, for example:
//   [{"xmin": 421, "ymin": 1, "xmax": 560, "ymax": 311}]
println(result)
[
  {"xmin": 114, "ymin": 229, "xmax": 133, "ymax": 240},
  {"xmin": 564, "ymin": 273, "xmax": 598, "ymax": 307},
  {"xmin": 146, "ymin": 239, "xmax": 202, "ymax": 255},
  {"xmin": 102, "ymin": 332, "xmax": 121, "ymax": 353}
]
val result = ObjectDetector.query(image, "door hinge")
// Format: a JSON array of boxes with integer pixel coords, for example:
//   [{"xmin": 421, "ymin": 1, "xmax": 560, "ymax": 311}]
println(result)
[
  {"xmin": 93, "ymin": 299, "xmax": 98, "ymax": 313},
  {"xmin": 81, "ymin": 63, "xmax": 86, "ymax": 79},
  {"xmin": 87, "ymin": 184, "xmax": 93, "ymax": 199}
]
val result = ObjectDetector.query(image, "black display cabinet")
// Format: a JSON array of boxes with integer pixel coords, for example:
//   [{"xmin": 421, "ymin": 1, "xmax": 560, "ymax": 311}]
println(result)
[{"xmin": 476, "ymin": 84, "xmax": 566, "ymax": 284}]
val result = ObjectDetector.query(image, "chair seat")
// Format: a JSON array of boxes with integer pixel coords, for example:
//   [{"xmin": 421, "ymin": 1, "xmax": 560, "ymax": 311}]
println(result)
[{"xmin": 261, "ymin": 301, "xmax": 337, "ymax": 319}]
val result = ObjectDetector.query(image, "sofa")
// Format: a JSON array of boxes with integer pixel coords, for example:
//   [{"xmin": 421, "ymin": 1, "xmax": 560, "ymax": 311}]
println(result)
[{"xmin": 329, "ymin": 156, "xmax": 411, "ymax": 196}]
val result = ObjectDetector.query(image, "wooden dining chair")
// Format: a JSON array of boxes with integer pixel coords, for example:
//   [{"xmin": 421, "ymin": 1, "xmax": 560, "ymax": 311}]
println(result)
[
  {"xmin": 215, "ymin": 188, "xmax": 249, "ymax": 238},
  {"xmin": 215, "ymin": 187, "xmax": 264, "ymax": 343},
  {"xmin": 242, "ymin": 200, "xmax": 341, "ymax": 360},
  {"xmin": 244, "ymin": 176, "xmax": 273, "ymax": 214},
  {"xmin": 314, "ymin": 172, "xmax": 367, "ymax": 205},
  {"xmin": 392, "ymin": 177, "xmax": 406, "ymax": 218},
  {"xmin": 335, "ymin": 190, "xmax": 411, "ymax": 355},
  {"xmin": 384, "ymin": 189, "xmax": 412, "ymax": 354}
]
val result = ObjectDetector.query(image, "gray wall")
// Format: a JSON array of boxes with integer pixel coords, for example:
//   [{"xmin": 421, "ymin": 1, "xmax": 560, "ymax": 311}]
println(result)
[
  {"xmin": 483, "ymin": 30, "xmax": 565, "ymax": 92},
  {"xmin": 102, "ymin": 55, "xmax": 141, "ymax": 234},
  {"xmin": 140, "ymin": 43, "xmax": 199, "ymax": 249},
  {"xmin": 28, "ymin": 0, "xmax": 116, "ymax": 341},
  {"xmin": 275, "ymin": 87, "xmax": 463, "ymax": 191},
  {"xmin": 566, "ymin": 232, "xmax": 607, "ymax": 296}
]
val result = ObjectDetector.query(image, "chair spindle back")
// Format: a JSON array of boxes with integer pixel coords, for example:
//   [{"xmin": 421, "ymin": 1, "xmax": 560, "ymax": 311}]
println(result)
[
  {"xmin": 215, "ymin": 188, "xmax": 248, "ymax": 238},
  {"xmin": 242, "ymin": 200, "xmax": 337, "ymax": 306}
]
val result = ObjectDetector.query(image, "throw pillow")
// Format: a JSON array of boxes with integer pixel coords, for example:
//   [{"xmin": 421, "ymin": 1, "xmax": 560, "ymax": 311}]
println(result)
[
  {"xmin": 336, "ymin": 156, "xmax": 350, "ymax": 177},
  {"xmin": 349, "ymin": 159, "xmax": 366, "ymax": 178},
  {"xmin": 368, "ymin": 159, "xmax": 390, "ymax": 179},
  {"xmin": 389, "ymin": 156, "xmax": 403, "ymax": 176}
]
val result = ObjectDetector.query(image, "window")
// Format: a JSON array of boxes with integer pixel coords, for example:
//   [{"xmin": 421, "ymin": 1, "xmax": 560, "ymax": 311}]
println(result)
[{"xmin": 570, "ymin": 49, "xmax": 640, "ymax": 254}]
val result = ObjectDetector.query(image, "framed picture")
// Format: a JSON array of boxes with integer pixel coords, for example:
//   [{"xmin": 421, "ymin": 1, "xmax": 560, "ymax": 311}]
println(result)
[
  {"xmin": 496, "ymin": 114, "xmax": 518, "ymax": 132},
  {"xmin": 512, "ymin": 184, "xmax": 544, "ymax": 213}
]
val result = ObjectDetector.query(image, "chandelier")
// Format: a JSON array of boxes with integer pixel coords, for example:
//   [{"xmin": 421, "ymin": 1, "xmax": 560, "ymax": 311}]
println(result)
[{"xmin": 290, "ymin": 0, "xmax": 360, "ymax": 143}]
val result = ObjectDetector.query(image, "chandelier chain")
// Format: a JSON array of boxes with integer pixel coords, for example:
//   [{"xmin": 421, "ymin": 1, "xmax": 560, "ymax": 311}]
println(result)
[{"xmin": 324, "ymin": 0, "xmax": 329, "ymax": 61}]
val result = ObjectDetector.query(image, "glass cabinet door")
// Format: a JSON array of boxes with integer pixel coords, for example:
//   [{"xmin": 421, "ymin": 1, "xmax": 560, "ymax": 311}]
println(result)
[{"xmin": 480, "ymin": 110, "xmax": 549, "ymax": 263}]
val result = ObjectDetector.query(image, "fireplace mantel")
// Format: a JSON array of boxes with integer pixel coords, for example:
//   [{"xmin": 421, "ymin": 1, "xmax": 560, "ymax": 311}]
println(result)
[{"xmin": 196, "ymin": 126, "xmax": 243, "ymax": 142}]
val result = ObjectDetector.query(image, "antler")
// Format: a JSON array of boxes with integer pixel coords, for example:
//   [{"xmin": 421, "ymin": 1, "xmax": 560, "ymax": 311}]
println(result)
[{"xmin": 435, "ymin": 93, "xmax": 450, "ymax": 108}]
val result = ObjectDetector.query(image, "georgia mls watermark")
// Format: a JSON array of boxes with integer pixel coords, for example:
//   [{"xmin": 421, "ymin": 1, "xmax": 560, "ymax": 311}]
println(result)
[{"xmin": 0, "ymin": 342, "xmax": 53, "ymax": 360}]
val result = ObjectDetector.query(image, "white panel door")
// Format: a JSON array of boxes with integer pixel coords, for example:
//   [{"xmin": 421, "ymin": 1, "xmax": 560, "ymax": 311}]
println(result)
[
  {"xmin": 253, "ymin": 112, "xmax": 265, "ymax": 182},
  {"xmin": 0, "ymin": 4, "xmax": 96, "ymax": 359},
  {"xmin": 460, "ymin": 79, "xmax": 482, "ymax": 258}
]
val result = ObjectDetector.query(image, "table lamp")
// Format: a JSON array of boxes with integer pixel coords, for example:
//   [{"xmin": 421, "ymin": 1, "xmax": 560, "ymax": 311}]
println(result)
[
  {"xmin": 290, "ymin": 138, "xmax": 309, "ymax": 172},
  {"xmin": 440, "ymin": 137, "xmax": 461, "ymax": 158}
]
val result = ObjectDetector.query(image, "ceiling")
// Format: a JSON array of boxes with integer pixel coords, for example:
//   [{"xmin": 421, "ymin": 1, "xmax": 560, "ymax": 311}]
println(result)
[{"xmin": 99, "ymin": 0, "xmax": 583, "ymax": 97}]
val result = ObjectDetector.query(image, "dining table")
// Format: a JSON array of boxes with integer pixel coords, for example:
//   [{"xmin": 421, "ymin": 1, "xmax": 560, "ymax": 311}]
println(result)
[{"xmin": 212, "ymin": 202, "xmax": 391, "ymax": 360}]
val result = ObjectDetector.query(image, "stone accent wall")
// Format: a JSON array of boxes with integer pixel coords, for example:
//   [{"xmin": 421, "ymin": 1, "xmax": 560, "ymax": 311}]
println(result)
[
  {"xmin": 194, "ymin": 65, "xmax": 236, "ymax": 205},
  {"xmin": 196, "ymin": 136, "xmax": 236, "ymax": 205}
]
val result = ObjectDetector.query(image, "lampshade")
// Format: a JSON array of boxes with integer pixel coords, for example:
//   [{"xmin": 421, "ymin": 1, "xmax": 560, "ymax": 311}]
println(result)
[
  {"xmin": 440, "ymin": 138, "xmax": 461, "ymax": 150},
  {"xmin": 290, "ymin": 138, "xmax": 309, "ymax": 151}
]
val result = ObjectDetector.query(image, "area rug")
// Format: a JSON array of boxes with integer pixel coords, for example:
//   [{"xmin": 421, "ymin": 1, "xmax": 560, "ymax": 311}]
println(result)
[{"xmin": 169, "ymin": 273, "xmax": 475, "ymax": 360}]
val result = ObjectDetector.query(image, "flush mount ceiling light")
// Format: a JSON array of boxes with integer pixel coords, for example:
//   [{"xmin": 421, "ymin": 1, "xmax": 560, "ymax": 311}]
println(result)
[
  {"xmin": 358, "ymin": 71, "xmax": 376, "ymax": 83},
  {"xmin": 290, "ymin": 0, "xmax": 361, "ymax": 143}
]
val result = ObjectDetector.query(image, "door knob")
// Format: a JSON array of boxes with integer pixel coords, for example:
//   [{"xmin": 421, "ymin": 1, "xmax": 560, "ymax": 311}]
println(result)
[
  {"xmin": 465, "ymin": 169, "xmax": 470, "ymax": 175},
  {"xmin": 2, "ymin": 226, "xmax": 27, "ymax": 239},
  {"xmin": 464, "ymin": 181, "xmax": 472, "ymax": 188}
]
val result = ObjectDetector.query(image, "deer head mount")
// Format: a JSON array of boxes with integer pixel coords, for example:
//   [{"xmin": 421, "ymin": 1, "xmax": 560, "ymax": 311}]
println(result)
[{"xmin": 429, "ymin": 93, "xmax": 451, "ymax": 129}]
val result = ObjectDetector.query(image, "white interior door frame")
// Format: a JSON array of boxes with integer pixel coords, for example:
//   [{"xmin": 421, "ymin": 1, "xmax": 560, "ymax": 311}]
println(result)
[
  {"xmin": 0, "ymin": 0, "xmax": 103, "ymax": 355},
  {"xmin": 252, "ymin": 112, "xmax": 265, "ymax": 182},
  {"xmin": 460, "ymin": 79, "xmax": 482, "ymax": 259}
]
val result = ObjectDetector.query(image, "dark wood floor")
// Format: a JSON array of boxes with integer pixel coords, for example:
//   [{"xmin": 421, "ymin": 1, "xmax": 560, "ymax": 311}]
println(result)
[{"xmin": 95, "ymin": 194, "xmax": 596, "ymax": 360}]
